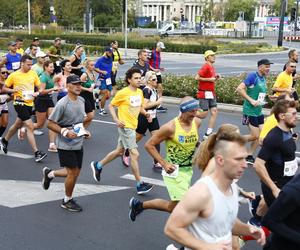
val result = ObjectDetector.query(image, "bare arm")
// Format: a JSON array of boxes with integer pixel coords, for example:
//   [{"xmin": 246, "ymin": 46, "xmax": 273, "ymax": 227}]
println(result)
[
  {"xmin": 0, "ymin": 57, "xmax": 7, "ymax": 68},
  {"xmin": 236, "ymin": 82, "xmax": 259, "ymax": 106},
  {"xmin": 143, "ymin": 97, "xmax": 162, "ymax": 110},
  {"xmin": 108, "ymin": 103, "xmax": 125, "ymax": 128},
  {"xmin": 47, "ymin": 120, "xmax": 77, "ymax": 139}
]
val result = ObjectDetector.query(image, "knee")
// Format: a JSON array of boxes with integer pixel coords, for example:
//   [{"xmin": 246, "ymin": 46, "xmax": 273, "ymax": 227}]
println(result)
[
  {"xmin": 116, "ymin": 148, "xmax": 124, "ymax": 156},
  {"xmin": 211, "ymin": 108, "xmax": 218, "ymax": 116},
  {"xmin": 129, "ymin": 149, "xmax": 139, "ymax": 159}
]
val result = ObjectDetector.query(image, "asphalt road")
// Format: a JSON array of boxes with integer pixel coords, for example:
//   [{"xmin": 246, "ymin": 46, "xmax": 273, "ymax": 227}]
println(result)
[{"xmin": 0, "ymin": 101, "xmax": 299, "ymax": 250}]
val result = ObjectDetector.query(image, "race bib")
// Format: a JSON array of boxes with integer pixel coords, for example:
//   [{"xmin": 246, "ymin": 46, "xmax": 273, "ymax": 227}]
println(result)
[
  {"xmin": 284, "ymin": 158, "xmax": 298, "ymax": 177},
  {"xmin": 22, "ymin": 90, "xmax": 34, "ymax": 101},
  {"xmin": 161, "ymin": 164, "xmax": 179, "ymax": 179},
  {"xmin": 55, "ymin": 61, "xmax": 60, "ymax": 66},
  {"xmin": 106, "ymin": 78, "xmax": 112, "ymax": 85},
  {"xmin": 148, "ymin": 110, "xmax": 156, "ymax": 119},
  {"xmin": 12, "ymin": 62, "xmax": 20, "ymax": 70},
  {"xmin": 205, "ymin": 91, "xmax": 214, "ymax": 99},
  {"xmin": 257, "ymin": 93, "xmax": 266, "ymax": 105},
  {"xmin": 130, "ymin": 95, "xmax": 142, "ymax": 107}
]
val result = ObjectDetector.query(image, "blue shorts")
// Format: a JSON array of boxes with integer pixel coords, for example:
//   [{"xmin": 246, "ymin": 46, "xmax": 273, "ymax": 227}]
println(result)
[
  {"xmin": 100, "ymin": 79, "xmax": 112, "ymax": 91},
  {"xmin": 242, "ymin": 114, "xmax": 264, "ymax": 127}
]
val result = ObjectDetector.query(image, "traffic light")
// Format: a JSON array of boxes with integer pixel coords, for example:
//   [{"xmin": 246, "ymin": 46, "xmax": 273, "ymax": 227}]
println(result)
[{"xmin": 291, "ymin": 7, "xmax": 296, "ymax": 22}]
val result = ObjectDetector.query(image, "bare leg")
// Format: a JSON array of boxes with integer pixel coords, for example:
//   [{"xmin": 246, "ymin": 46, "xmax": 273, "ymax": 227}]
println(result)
[
  {"xmin": 207, "ymin": 107, "xmax": 218, "ymax": 132},
  {"xmin": 5, "ymin": 118, "xmax": 23, "ymax": 141},
  {"xmin": 64, "ymin": 167, "xmax": 81, "ymax": 197},
  {"xmin": 129, "ymin": 148, "xmax": 141, "ymax": 182},
  {"xmin": 99, "ymin": 147, "xmax": 124, "ymax": 166},
  {"xmin": 34, "ymin": 111, "xmax": 47, "ymax": 129},
  {"xmin": 23, "ymin": 119, "xmax": 38, "ymax": 152},
  {"xmin": 143, "ymin": 199, "xmax": 178, "ymax": 213}
]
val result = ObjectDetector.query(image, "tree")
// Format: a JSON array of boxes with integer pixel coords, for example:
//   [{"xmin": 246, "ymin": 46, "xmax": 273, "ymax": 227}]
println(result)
[
  {"xmin": 224, "ymin": 0, "xmax": 257, "ymax": 21},
  {"xmin": 268, "ymin": 0, "xmax": 295, "ymax": 16}
]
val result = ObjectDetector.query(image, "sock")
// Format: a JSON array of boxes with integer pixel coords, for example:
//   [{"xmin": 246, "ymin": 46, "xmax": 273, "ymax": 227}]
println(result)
[
  {"xmin": 48, "ymin": 171, "xmax": 55, "ymax": 179},
  {"xmin": 136, "ymin": 181, "xmax": 142, "ymax": 187},
  {"xmin": 0, "ymin": 126, "xmax": 6, "ymax": 137},
  {"xmin": 64, "ymin": 196, "xmax": 72, "ymax": 203},
  {"xmin": 34, "ymin": 150, "xmax": 39, "ymax": 156},
  {"xmin": 124, "ymin": 148, "xmax": 130, "ymax": 157},
  {"xmin": 206, "ymin": 128, "xmax": 213, "ymax": 135},
  {"xmin": 2, "ymin": 137, "xmax": 8, "ymax": 144},
  {"xmin": 49, "ymin": 142, "xmax": 55, "ymax": 147},
  {"xmin": 96, "ymin": 162, "xmax": 102, "ymax": 170}
]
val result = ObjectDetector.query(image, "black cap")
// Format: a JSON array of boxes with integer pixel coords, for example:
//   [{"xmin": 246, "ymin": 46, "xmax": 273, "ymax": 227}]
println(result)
[
  {"xmin": 66, "ymin": 75, "xmax": 82, "ymax": 84},
  {"xmin": 257, "ymin": 59, "xmax": 273, "ymax": 67},
  {"xmin": 8, "ymin": 41, "xmax": 17, "ymax": 46}
]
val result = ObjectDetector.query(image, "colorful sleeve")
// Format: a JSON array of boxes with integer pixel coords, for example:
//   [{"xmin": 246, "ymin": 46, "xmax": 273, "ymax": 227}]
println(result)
[
  {"xmin": 5, "ymin": 74, "xmax": 13, "ymax": 88},
  {"xmin": 243, "ymin": 72, "xmax": 256, "ymax": 86},
  {"xmin": 111, "ymin": 90, "xmax": 123, "ymax": 107}
]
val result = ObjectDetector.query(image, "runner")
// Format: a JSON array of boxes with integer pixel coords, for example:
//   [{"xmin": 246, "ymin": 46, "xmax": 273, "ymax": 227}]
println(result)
[
  {"xmin": 16, "ymin": 38, "xmax": 24, "ymax": 55},
  {"xmin": 236, "ymin": 59, "xmax": 273, "ymax": 165},
  {"xmin": 149, "ymin": 41, "xmax": 167, "ymax": 113},
  {"xmin": 27, "ymin": 44, "xmax": 38, "ymax": 65},
  {"xmin": 32, "ymin": 51, "xmax": 47, "ymax": 77},
  {"xmin": 0, "ymin": 66, "xmax": 11, "ymax": 138},
  {"xmin": 42, "ymin": 74, "xmax": 91, "ymax": 212},
  {"xmin": 122, "ymin": 71, "xmax": 164, "ymax": 169},
  {"xmin": 34, "ymin": 60, "xmax": 58, "ymax": 152},
  {"xmin": 195, "ymin": 50, "xmax": 220, "ymax": 140},
  {"xmin": 111, "ymin": 40, "xmax": 124, "ymax": 96},
  {"xmin": 94, "ymin": 47, "xmax": 113, "ymax": 116},
  {"xmin": 132, "ymin": 49, "xmax": 150, "ymax": 88},
  {"xmin": 164, "ymin": 129, "xmax": 265, "ymax": 249},
  {"xmin": 254, "ymin": 99, "xmax": 297, "ymax": 208},
  {"xmin": 69, "ymin": 45, "xmax": 84, "ymax": 77},
  {"xmin": 129, "ymin": 96, "xmax": 201, "ymax": 222},
  {"xmin": 25, "ymin": 37, "xmax": 41, "ymax": 55},
  {"xmin": 0, "ymin": 54, "xmax": 47, "ymax": 162},
  {"xmin": 47, "ymin": 37, "xmax": 63, "ymax": 74},
  {"xmin": 0, "ymin": 41, "xmax": 22, "ymax": 73},
  {"xmin": 54, "ymin": 59, "xmax": 71, "ymax": 101},
  {"xmin": 90, "ymin": 68, "xmax": 154, "ymax": 194},
  {"xmin": 80, "ymin": 59, "xmax": 96, "ymax": 128}
]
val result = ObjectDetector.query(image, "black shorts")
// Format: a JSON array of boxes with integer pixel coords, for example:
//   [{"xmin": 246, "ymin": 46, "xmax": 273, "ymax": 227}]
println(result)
[
  {"xmin": 58, "ymin": 148, "xmax": 83, "ymax": 169},
  {"xmin": 54, "ymin": 63, "xmax": 61, "ymax": 74},
  {"xmin": 136, "ymin": 115, "xmax": 160, "ymax": 135},
  {"xmin": 242, "ymin": 114, "xmax": 264, "ymax": 127},
  {"xmin": 14, "ymin": 104, "xmax": 33, "ymax": 121},
  {"xmin": 157, "ymin": 74, "xmax": 162, "ymax": 84},
  {"xmin": 35, "ymin": 95, "xmax": 54, "ymax": 113},
  {"xmin": 80, "ymin": 91, "xmax": 95, "ymax": 113},
  {"xmin": 199, "ymin": 98, "xmax": 217, "ymax": 111},
  {"xmin": 111, "ymin": 71, "xmax": 117, "ymax": 86}
]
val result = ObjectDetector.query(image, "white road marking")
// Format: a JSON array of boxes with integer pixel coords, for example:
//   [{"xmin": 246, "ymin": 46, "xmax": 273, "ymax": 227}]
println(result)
[
  {"xmin": 0, "ymin": 151, "xmax": 33, "ymax": 159},
  {"xmin": 0, "ymin": 180, "xmax": 130, "ymax": 208},
  {"xmin": 92, "ymin": 119, "xmax": 116, "ymax": 125},
  {"xmin": 120, "ymin": 174, "xmax": 165, "ymax": 187}
]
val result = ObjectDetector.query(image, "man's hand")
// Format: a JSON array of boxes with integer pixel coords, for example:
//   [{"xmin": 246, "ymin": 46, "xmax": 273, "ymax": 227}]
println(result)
[
  {"xmin": 84, "ymin": 130, "xmax": 91, "ymax": 139},
  {"xmin": 249, "ymin": 225, "xmax": 266, "ymax": 246},
  {"xmin": 163, "ymin": 162, "xmax": 176, "ymax": 174},
  {"xmin": 250, "ymin": 99, "xmax": 259, "ymax": 107},
  {"xmin": 66, "ymin": 130, "xmax": 78, "ymax": 139},
  {"xmin": 102, "ymin": 70, "xmax": 108, "ymax": 75},
  {"xmin": 115, "ymin": 119, "xmax": 125, "ymax": 128},
  {"xmin": 272, "ymin": 186, "xmax": 281, "ymax": 198}
]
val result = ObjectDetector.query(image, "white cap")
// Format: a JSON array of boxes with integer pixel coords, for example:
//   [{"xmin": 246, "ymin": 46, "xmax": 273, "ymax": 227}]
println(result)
[
  {"xmin": 36, "ymin": 51, "xmax": 47, "ymax": 58},
  {"xmin": 157, "ymin": 41, "xmax": 165, "ymax": 49}
]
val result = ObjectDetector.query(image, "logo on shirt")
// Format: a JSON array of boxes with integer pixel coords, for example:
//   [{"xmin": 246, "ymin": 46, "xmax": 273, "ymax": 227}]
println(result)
[{"xmin": 178, "ymin": 135, "xmax": 185, "ymax": 143}]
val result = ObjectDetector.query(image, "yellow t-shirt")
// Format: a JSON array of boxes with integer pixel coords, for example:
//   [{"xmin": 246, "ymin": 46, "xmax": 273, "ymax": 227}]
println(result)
[
  {"xmin": 273, "ymin": 71, "xmax": 293, "ymax": 96},
  {"xmin": 111, "ymin": 87, "xmax": 144, "ymax": 129},
  {"xmin": 16, "ymin": 48, "xmax": 24, "ymax": 55},
  {"xmin": 259, "ymin": 114, "xmax": 278, "ymax": 140},
  {"xmin": 5, "ymin": 69, "xmax": 40, "ymax": 106}
]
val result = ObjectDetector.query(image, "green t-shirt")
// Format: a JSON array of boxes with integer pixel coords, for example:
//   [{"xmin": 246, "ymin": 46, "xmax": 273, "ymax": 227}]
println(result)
[
  {"xmin": 48, "ymin": 45, "xmax": 61, "ymax": 63},
  {"xmin": 32, "ymin": 64, "xmax": 43, "ymax": 77},
  {"xmin": 243, "ymin": 72, "xmax": 267, "ymax": 116},
  {"xmin": 39, "ymin": 72, "xmax": 54, "ymax": 90}
]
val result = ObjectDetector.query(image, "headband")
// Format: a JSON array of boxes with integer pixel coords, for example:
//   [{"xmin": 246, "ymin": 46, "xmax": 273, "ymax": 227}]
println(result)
[{"xmin": 180, "ymin": 99, "xmax": 199, "ymax": 113}]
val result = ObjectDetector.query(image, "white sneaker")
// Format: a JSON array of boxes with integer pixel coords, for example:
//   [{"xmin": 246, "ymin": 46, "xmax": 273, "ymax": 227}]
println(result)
[
  {"xmin": 99, "ymin": 109, "xmax": 107, "ymax": 116},
  {"xmin": 34, "ymin": 129, "xmax": 44, "ymax": 136},
  {"xmin": 166, "ymin": 244, "xmax": 178, "ymax": 250}
]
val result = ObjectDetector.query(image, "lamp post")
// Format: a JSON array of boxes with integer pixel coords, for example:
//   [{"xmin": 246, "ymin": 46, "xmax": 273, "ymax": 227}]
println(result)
[
  {"xmin": 278, "ymin": 0, "xmax": 286, "ymax": 47},
  {"xmin": 124, "ymin": 0, "xmax": 128, "ymax": 57},
  {"xmin": 28, "ymin": 0, "xmax": 31, "ymax": 34}
]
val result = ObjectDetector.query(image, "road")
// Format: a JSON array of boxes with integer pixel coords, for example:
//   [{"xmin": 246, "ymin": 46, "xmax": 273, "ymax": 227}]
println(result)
[{"xmin": 1, "ymin": 101, "xmax": 299, "ymax": 250}]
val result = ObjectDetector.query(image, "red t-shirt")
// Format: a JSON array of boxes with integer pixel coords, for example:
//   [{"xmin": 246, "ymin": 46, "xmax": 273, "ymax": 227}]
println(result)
[{"xmin": 197, "ymin": 63, "xmax": 216, "ymax": 99}]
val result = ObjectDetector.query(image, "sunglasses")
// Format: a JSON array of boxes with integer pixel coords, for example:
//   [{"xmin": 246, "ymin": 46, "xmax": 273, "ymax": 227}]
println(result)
[
  {"xmin": 1, "ymin": 71, "xmax": 8, "ymax": 74},
  {"xmin": 150, "ymin": 78, "xmax": 157, "ymax": 81}
]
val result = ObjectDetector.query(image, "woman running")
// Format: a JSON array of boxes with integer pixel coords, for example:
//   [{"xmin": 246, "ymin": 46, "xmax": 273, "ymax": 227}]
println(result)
[
  {"xmin": 54, "ymin": 59, "xmax": 71, "ymax": 102},
  {"xmin": 0, "ymin": 66, "xmax": 11, "ymax": 138}
]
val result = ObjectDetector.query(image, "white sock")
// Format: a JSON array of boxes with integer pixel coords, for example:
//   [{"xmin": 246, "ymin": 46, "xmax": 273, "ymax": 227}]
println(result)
[
  {"xmin": 64, "ymin": 196, "xmax": 72, "ymax": 203},
  {"xmin": 48, "ymin": 171, "xmax": 55, "ymax": 179},
  {"xmin": 49, "ymin": 142, "xmax": 55, "ymax": 147},
  {"xmin": 206, "ymin": 128, "xmax": 213, "ymax": 135}
]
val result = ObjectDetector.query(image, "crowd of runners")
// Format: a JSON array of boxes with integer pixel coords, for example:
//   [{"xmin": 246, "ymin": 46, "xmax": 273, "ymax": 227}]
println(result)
[{"xmin": 0, "ymin": 37, "xmax": 299, "ymax": 250}]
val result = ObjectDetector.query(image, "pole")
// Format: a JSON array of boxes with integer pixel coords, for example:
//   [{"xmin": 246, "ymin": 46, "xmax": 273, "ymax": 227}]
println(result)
[
  {"xmin": 28, "ymin": 0, "xmax": 31, "ymax": 35},
  {"xmin": 125, "ymin": 0, "xmax": 128, "ymax": 57},
  {"xmin": 85, "ymin": 0, "xmax": 90, "ymax": 33},
  {"xmin": 296, "ymin": 0, "xmax": 299, "ymax": 35},
  {"xmin": 278, "ymin": 0, "xmax": 286, "ymax": 47}
]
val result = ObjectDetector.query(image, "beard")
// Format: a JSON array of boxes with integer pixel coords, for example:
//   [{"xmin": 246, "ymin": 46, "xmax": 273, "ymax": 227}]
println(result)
[{"xmin": 285, "ymin": 120, "xmax": 297, "ymax": 129}]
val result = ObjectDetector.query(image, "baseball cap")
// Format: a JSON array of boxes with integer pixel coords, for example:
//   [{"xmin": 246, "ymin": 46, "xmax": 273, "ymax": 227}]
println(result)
[
  {"xmin": 257, "ymin": 59, "xmax": 273, "ymax": 67},
  {"xmin": 54, "ymin": 37, "xmax": 61, "ymax": 42},
  {"xmin": 66, "ymin": 75, "xmax": 82, "ymax": 84},
  {"xmin": 8, "ymin": 41, "xmax": 17, "ymax": 46},
  {"xmin": 104, "ymin": 47, "xmax": 113, "ymax": 53},
  {"xmin": 33, "ymin": 37, "xmax": 39, "ymax": 41},
  {"xmin": 36, "ymin": 51, "xmax": 47, "ymax": 58},
  {"xmin": 157, "ymin": 41, "xmax": 165, "ymax": 49},
  {"xmin": 204, "ymin": 50, "xmax": 215, "ymax": 58}
]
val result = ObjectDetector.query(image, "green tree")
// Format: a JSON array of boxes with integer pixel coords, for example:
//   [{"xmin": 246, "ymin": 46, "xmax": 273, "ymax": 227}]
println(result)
[
  {"xmin": 268, "ymin": 0, "xmax": 295, "ymax": 16},
  {"xmin": 0, "ymin": 0, "xmax": 27, "ymax": 26},
  {"xmin": 224, "ymin": 0, "xmax": 257, "ymax": 21}
]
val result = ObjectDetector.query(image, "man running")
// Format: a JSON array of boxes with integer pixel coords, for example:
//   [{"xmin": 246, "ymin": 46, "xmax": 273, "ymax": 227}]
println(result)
[
  {"xmin": 273, "ymin": 61, "xmax": 296, "ymax": 97},
  {"xmin": 25, "ymin": 37, "xmax": 41, "ymax": 55},
  {"xmin": 0, "ymin": 54, "xmax": 47, "ymax": 162},
  {"xmin": 47, "ymin": 37, "xmax": 63, "ymax": 74},
  {"xmin": 129, "ymin": 97, "xmax": 201, "ymax": 222},
  {"xmin": 90, "ymin": 68, "xmax": 154, "ymax": 195},
  {"xmin": 164, "ymin": 130, "xmax": 265, "ymax": 249},
  {"xmin": 195, "ymin": 50, "xmax": 220, "ymax": 139},
  {"xmin": 132, "ymin": 49, "xmax": 150, "ymax": 88},
  {"xmin": 42, "ymin": 74, "xmax": 91, "ymax": 212},
  {"xmin": 111, "ymin": 40, "xmax": 125, "ymax": 96},
  {"xmin": 0, "ymin": 41, "xmax": 22, "ymax": 73},
  {"xmin": 254, "ymin": 99, "xmax": 298, "ymax": 208},
  {"xmin": 236, "ymin": 59, "xmax": 272, "ymax": 165}
]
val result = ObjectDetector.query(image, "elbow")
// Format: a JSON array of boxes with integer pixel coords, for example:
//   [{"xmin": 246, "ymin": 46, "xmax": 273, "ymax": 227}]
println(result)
[{"xmin": 164, "ymin": 223, "xmax": 174, "ymax": 239}]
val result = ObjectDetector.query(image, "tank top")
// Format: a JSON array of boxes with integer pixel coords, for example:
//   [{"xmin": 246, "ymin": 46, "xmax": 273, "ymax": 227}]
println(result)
[
  {"xmin": 71, "ymin": 54, "xmax": 82, "ymax": 76},
  {"xmin": 186, "ymin": 176, "xmax": 239, "ymax": 249},
  {"xmin": 57, "ymin": 73, "xmax": 68, "ymax": 94},
  {"xmin": 6, "ymin": 53, "xmax": 21, "ymax": 71},
  {"xmin": 82, "ymin": 72, "xmax": 95, "ymax": 88},
  {"xmin": 165, "ymin": 117, "xmax": 198, "ymax": 167}
]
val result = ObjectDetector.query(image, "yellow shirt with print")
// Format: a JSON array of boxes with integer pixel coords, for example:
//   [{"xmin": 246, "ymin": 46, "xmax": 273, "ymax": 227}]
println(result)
[
  {"xmin": 111, "ymin": 87, "xmax": 144, "ymax": 129},
  {"xmin": 5, "ymin": 69, "xmax": 40, "ymax": 107},
  {"xmin": 273, "ymin": 71, "xmax": 293, "ymax": 96},
  {"xmin": 16, "ymin": 48, "xmax": 24, "ymax": 55},
  {"xmin": 259, "ymin": 114, "xmax": 278, "ymax": 140}
]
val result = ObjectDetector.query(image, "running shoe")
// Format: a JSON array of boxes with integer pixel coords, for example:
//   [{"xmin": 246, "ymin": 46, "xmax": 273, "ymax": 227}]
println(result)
[
  {"xmin": 61, "ymin": 199, "xmax": 82, "ymax": 212},
  {"xmin": 90, "ymin": 161, "xmax": 102, "ymax": 182},
  {"xmin": 0, "ymin": 137, "xmax": 8, "ymax": 154},
  {"xmin": 129, "ymin": 197, "xmax": 143, "ymax": 222},
  {"xmin": 246, "ymin": 155, "xmax": 255, "ymax": 165},
  {"xmin": 156, "ymin": 106, "xmax": 167, "ymax": 113},
  {"xmin": 136, "ymin": 182, "xmax": 154, "ymax": 195},
  {"xmin": 122, "ymin": 152, "xmax": 130, "ymax": 168},
  {"xmin": 249, "ymin": 195, "xmax": 261, "ymax": 216},
  {"xmin": 99, "ymin": 109, "xmax": 107, "ymax": 116},
  {"xmin": 247, "ymin": 216, "xmax": 262, "ymax": 228},
  {"xmin": 33, "ymin": 129, "xmax": 44, "ymax": 136},
  {"xmin": 48, "ymin": 144, "xmax": 58, "ymax": 153},
  {"xmin": 153, "ymin": 162, "xmax": 163, "ymax": 170},
  {"xmin": 35, "ymin": 151, "xmax": 47, "ymax": 162},
  {"xmin": 42, "ymin": 167, "xmax": 53, "ymax": 190},
  {"xmin": 202, "ymin": 132, "xmax": 212, "ymax": 141}
]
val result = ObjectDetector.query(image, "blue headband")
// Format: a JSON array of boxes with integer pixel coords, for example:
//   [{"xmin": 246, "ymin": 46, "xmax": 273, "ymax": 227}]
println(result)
[{"xmin": 180, "ymin": 99, "xmax": 199, "ymax": 113}]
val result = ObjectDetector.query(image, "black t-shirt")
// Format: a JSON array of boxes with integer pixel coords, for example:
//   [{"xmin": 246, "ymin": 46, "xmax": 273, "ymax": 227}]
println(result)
[
  {"xmin": 258, "ymin": 126, "xmax": 296, "ymax": 184},
  {"xmin": 143, "ymin": 86, "xmax": 158, "ymax": 111},
  {"xmin": 132, "ymin": 60, "xmax": 150, "ymax": 77}
]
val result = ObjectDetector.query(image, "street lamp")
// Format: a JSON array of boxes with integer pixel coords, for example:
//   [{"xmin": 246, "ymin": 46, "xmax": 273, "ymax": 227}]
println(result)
[
  {"xmin": 28, "ymin": 0, "xmax": 31, "ymax": 34},
  {"xmin": 124, "ymin": 0, "xmax": 128, "ymax": 57}
]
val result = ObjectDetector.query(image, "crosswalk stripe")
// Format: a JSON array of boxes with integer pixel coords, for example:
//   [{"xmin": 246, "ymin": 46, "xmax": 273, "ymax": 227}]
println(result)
[{"xmin": 0, "ymin": 151, "xmax": 33, "ymax": 159}]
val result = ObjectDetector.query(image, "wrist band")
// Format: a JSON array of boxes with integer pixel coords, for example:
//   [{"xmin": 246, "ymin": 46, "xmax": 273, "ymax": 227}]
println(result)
[{"xmin": 60, "ymin": 128, "xmax": 69, "ymax": 137}]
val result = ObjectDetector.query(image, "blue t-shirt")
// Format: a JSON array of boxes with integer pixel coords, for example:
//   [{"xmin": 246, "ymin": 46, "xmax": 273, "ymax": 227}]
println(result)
[
  {"xmin": 5, "ymin": 53, "xmax": 21, "ymax": 71},
  {"xmin": 95, "ymin": 56, "xmax": 113, "ymax": 80}
]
